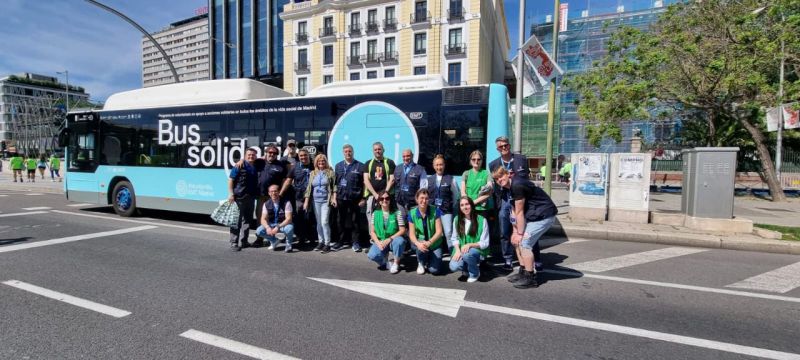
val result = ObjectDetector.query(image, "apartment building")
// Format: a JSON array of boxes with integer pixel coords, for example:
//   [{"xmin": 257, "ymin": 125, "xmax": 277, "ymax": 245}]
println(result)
[
  {"xmin": 280, "ymin": 0, "xmax": 509, "ymax": 95},
  {"xmin": 142, "ymin": 13, "xmax": 210, "ymax": 87}
]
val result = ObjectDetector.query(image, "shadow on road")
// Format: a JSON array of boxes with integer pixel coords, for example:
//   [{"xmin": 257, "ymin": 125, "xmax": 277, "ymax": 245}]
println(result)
[{"xmin": 0, "ymin": 237, "xmax": 33, "ymax": 246}]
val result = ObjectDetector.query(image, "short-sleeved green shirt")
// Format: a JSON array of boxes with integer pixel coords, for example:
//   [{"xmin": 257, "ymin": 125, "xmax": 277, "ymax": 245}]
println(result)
[
  {"xmin": 26, "ymin": 158, "xmax": 37, "ymax": 170},
  {"xmin": 10, "ymin": 156, "xmax": 24, "ymax": 170}
]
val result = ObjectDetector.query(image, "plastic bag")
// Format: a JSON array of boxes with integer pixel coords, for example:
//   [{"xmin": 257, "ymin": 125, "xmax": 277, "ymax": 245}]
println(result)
[{"xmin": 211, "ymin": 200, "xmax": 240, "ymax": 227}]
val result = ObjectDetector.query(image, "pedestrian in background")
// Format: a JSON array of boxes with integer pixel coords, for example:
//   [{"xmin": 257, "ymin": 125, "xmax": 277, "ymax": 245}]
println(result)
[
  {"xmin": 25, "ymin": 155, "xmax": 37, "ymax": 182},
  {"xmin": 394, "ymin": 149, "xmax": 427, "ymax": 217},
  {"xmin": 37, "ymin": 154, "xmax": 47, "ymax": 180},
  {"xmin": 449, "ymin": 196, "xmax": 490, "ymax": 283},
  {"xmin": 49, "ymin": 154, "xmax": 62, "ymax": 182},
  {"xmin": 305, "ymin": 153, "xmax": 336, "ymax": 253},
  {"xmin": 366, "ymin": 191, "xmax": 407, "ymax": 273},
  {"xmin": 227, "ymin": 148, "xmax": 259, "ymax": 252},
  {"xmin": 333, "ymin": 144, "xmax": 365, "ymax": 252},
  {"xmin": 407, "ymin": 188, "xmax": 444, "ymax": 275},
  {"xmin": 289, "ymin": 149, "xmax": 315, "ymax": 246},
  {"xmin": 257, "ymin": 184, "xmax": 295, "ymax": 252},
  {"xmin": 427, "ymin": 154, "xmax": 458, "ymax": 254},
  {"xmin": 10, "ymin": 153, "xmax": 24, "ymax": 182}
]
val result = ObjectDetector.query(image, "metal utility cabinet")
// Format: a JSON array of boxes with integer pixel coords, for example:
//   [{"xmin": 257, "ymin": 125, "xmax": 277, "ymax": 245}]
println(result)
[{"xmin": 681, "ymin": 147, "xmax": 739, "ymax": 219}]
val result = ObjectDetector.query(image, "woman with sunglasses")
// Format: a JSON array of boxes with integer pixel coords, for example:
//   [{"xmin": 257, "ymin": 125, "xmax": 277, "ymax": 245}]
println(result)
[
  {"xmin": 304, "ymin": 154, "xmax": 336, "ymax": 253},
  {"xmin": 407, "ymin": 188, "xmax": 444, "ymax": 275},
  {"xmin": 449, "ymin": 196, "xmax": 489, "ymax": 283},
  {"xmin": 366, "ymin": 191, "xmax": 407, "ymax": 273},
  {"xmin": 461, "ymin": 150, "xmax": 494, "ymax": 219},
  {"xmin": 427, "ymin": 155, "xmax": 459, "ymax": 253}
]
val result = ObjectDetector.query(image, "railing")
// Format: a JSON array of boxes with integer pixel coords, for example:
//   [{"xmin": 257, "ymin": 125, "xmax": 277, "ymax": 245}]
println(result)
[
  {"xmin": 448, "ymin": 7, "xmax": 464, "ymax": 21},
  {"xmin": 295, "ymin": 32, "xmax": 308, "ymax": 43},
  {"xmin": 294, "ymin": 62, "xmax": 309, "ymax": 71},
  {"xmin": 319, "ymin": 27, "xmax": 336, "ymax": 38},
  {"xmin": 348, "ymin": 55, "xmax": 362, "ymax": 65},
  {"xmin": 382, "ymin": 51, "xmax": 398, "ymax": 62},
  {"xmin": 444, "ymin": 43, "xmax": 466, "ymax": 55},
  {"xmin": 410, "ymin": 10, "xmax": 430, "ymax": 24},
  {"xmin": 348, "ymin": 23, "xmax": 361, "ymax": 35},
  {"xmin": 366, "ymin": 21, "xmax": 380, "ymax": 33},
  {"xmin": 362, "ymin": 53, "xmax": 380, "ymax": 64},
  {"xmin": 383, "ymin": 18, "xmax": 398, "ymax": 31}
]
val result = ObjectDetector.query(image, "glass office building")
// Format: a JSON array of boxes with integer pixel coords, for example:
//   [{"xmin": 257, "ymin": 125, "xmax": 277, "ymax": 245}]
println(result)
[
  {"xmin": 525, "ymin": 0, "xmax": 683, "ymax": 156},
  {"xmin": 209, "ymin": 0, "xmax": 290, "ymax": 88}
]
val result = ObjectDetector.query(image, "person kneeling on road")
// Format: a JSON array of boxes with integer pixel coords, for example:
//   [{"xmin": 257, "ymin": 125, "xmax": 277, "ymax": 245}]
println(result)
[
  {"xmin": 449, "ymin": 196, "xmax": 489, "ymax": 283},
  {"xmin": 366, "ymin": 191, "xmax": 407, "ymax": 273},
  {"xmin": 407, "ymin": 188, "xmax": 444, "ymax": 275},
  {"xmin": 257, "ymin": 184, "xmax": 295, "ymax": 252},
  {"xmin": 492, "ymin": 166, "xmax": 557, "ymax": 289}
]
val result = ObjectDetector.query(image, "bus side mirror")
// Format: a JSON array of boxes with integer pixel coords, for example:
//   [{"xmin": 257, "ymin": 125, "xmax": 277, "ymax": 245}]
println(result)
[{"xmin": 58, "ymin": 129, "xmax": 71, "ymax": 147}]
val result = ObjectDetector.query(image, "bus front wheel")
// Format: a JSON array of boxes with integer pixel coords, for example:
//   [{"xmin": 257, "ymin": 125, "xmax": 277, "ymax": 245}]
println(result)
[{"xmin": 112, "ymin": 181, "xmax": 137, "ymax": 217}]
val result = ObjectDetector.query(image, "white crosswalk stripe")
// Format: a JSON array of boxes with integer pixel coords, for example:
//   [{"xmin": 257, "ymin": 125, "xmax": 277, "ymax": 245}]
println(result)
[
  {"xmin": 22, "ymin": 207, "xmax": 52, "ymax": 211},
  {"xmin": 569, "ymin": 247, "xmax": 708, "ymax": 273},
  {"xmin": 66, "ymin": 203, "xmax": 95, "ymax": 207},
  {"xmin": 726, "ymin": 261, "xmax": 800, "ymax": 294}
]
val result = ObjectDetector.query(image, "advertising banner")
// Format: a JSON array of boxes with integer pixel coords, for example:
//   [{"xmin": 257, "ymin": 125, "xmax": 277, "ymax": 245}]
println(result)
[{"xmin": 569, "ymin": 153, "xmax": 608, "ymax": 210}]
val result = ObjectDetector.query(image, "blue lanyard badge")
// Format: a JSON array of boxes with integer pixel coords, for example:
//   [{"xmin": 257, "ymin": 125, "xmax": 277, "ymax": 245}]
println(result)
[{"xmin": 401, "ymin": 165, "xmax": 412, "ymax": 192}]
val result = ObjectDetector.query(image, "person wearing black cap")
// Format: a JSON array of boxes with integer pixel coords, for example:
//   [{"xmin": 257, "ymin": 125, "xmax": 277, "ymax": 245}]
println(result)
[{"xmin": 282, "ymin": 139, "xmax": 299, "ymax": 165}]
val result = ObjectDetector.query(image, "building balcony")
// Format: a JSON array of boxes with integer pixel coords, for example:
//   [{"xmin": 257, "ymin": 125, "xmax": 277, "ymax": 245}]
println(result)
[
  {"xmin": 381, "ymin": 51, "xmax": 399, "ymax": 63},
  {"xmin": 295, "ymin": 32, "xmax": 308, "ymax": 43},
  {"xmin": 319, "ymin": 27, "xmax": 336, "ymax": 38},
  {"xmin": 361, "ymin": 53, "xmax": 380, "ymax": 64},
  {"xmin": 348, "ymin": 23, "xmax": 361, "ymax": 36},
  {"xmin": 348, "ymin": 55, "xmax": 362, "ymax": 66},
  {"xmin": 444, "ymin": 43, "xmax": 466, "ymax": 56},
  {"xmin": 383, "ymin": 18, "xmax": 398, "ymax": 32},
  {"xmin": 448, "ymin": 7, "xmax": 465, "ymax": 22},
  {"xmin": 410, "ymin": 10, "xmax": 430, "ymax": 24},
  {"xmin": 294, "ymin": 62, "xmax": 310, "ymax": 71},
  {"xmin": 365, "ymin": 21, "xmax": 380, "ymax": 33}
]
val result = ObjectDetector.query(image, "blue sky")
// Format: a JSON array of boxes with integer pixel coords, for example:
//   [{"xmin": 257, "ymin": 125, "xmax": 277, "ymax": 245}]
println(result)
[{"xmin": 0, "ymin": 0, "xmax": 533, "ymax": 102}]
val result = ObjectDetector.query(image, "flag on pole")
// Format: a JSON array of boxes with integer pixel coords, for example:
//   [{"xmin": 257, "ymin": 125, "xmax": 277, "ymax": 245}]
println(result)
[
  {"xmin": 766, "ymin": 103, "xmax": 800, "ymax": 131},
  {"xmin": 510, "ymin": 54, "xmax": 537, "ymax": 98},
  {"xmin": 521, "ymin": 35, "xmax": 564, "ymax": 86}
]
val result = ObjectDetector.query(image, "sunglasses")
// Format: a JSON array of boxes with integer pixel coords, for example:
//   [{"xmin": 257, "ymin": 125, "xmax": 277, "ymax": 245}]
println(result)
[
  {"xmin": 471, "ymin": 158, "xmax": 482, "ymax": 161},
  {"xmin": 379, "ymin": 197, "xmax": 391, "ymax": 201},
  {"xmin": 497, "ymin": 144, "xmax": 510, "ymax": 150},
  {"xmin": 268, "ymin": 151, "xmax": 279, "ymax": 155}
]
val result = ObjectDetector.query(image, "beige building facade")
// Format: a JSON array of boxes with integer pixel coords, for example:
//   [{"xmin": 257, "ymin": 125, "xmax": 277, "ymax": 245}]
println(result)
[{"xmin": 280, "ymin": 0, "xmax": 509, "ymax": 95}]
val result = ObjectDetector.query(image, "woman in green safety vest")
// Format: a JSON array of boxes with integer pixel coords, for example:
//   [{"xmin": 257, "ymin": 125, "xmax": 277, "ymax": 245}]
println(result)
[
  {"xmin": 366, "ymin": 190, "xmax": 407, "ymax": 274},
  {"xmin": 49, "ymin": 154, "xmax": 61, "ymax": 182},
  {"xmin": 460, "ymin": 150, "xmax": 494, "ymax": 219},
  {"xmin": 448, "ymin": 196, "xmax": 490, "ymax": 283},
  {"xmin": 407, "ymin": 188, "xmax": 444, "ymax": 275}
]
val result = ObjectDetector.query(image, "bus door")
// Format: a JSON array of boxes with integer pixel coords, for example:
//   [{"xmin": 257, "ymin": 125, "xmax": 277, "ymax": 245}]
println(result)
[{"xmin": 59, "ymin": 112, "xmax": 101, "ymax": 203}]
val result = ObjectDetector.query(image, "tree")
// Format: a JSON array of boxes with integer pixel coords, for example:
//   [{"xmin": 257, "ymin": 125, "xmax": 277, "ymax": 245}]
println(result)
[{"xmin": 566, "ymin": 0, "xmax": 799, "ymax": 202}]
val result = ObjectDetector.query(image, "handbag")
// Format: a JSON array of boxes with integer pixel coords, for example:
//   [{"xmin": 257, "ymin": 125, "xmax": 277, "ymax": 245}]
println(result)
[{"xmin": 211, "ymin": 200, "xmax": 240, "ymax": 227}]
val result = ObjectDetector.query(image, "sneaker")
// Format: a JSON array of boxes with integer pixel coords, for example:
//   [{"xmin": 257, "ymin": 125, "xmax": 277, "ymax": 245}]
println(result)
[
  {"xmin": 314, "ymin": 243, "xmax": 324, "ymax": 251},
  {"xmin": 467, "ymin": 276, "xmax": 479, "ymax": 283},
  {"xmin": 512, "ymin": 270, "xmax": 539, "ymax": 289},
  {"xmin": 416, "ymin": 263, "xmax": 426, "ymax": 275},
  {"xmin": 330, "ymin": 243, "xmax": 343, "ymax": 251},
  {"xmin": 284, "ymin": 246, "xmax": 293, "ymax": 253},
  {"xmin": 389, "ymin": 262, "xmax": 400, "ymax": 274},
  {"xmin": 377, "ymin": 263, "xmax": 388, "ymax": 271},
  {"xmin": 252, "ymin": 239, "xmax": 265, "ymax": 248},
  {"xmin": 230, "ymin": 244, "xmax": 241, "ymax": 252},
  {"xmin": 267, "ymin": 244, "xmax": 276, "ymax": 250},
  {"xmin": 501, "ymin": 262, "xmax": 514, "ymax": 272},
  {"xmin": 322, "ymin": 245, "xmax": 331, "ymax": 253},
  {"xmin": 352, "ymin": 244, "xmax": 362, "ymax": 252},
  {"xmin": 240, "ymin": 241, "xmax": 251, "ymax": 249}
]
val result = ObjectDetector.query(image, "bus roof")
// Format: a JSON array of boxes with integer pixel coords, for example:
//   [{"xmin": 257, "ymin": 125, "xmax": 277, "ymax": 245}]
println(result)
[
  {"xmin": 103, "ymin": 79, "xmax": 292, "ymax": 111},
  {"xmin": 306, "ymin": 75, "xmax": 448, "ymax": 97}
]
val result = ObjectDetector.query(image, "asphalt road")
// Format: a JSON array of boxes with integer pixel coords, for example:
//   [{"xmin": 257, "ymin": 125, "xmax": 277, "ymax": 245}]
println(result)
[{"xmin": 1, "ymin": 189, "xmax": 799, "ymax": 360}]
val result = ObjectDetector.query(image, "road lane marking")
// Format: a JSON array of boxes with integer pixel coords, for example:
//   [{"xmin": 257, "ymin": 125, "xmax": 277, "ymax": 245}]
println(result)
[
  {"xmin": 0, "ymin": 225, "xmax": 157, "ymax": 254},
  {"xmin": 0, "ymin": 195, "xmax": 7, "ymax": 197},
  {"xmin": 22, "ymin": 207, "xmax": 52, "ymax": 211},
  {"xmin": 544, "ymin": 269, "xmax": 800, "ymax": 304},
  {"xmin": 569, "ymin": 247, "xmax": 708, "ymax": 273},
  {"xmin": 180, "ymin": 329, "xmax": 301, "ymax": 360},
  {"xmin": 726, "ymin": 261, "xmax": 800, "ymax": 293},
  {"xmin": 66, "ymin": 203, "xmax": 94, "ymax": 207},
  {"xmin": 2, "ymin": 280, "xmax": 131, "ymax": 318},
  {"xmin": 0, "ymin": 211, "xmax": 49, "ymax": 218},
  {"xmin": 462, "ymin": 301, "xmax": 800, "ymax": 360},
  {"xmin": 24, "ymin": 193, "xmax": 43, "ymax": 196}
]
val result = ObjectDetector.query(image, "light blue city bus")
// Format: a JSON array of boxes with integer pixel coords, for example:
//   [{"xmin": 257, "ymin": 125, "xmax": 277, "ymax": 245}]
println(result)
[{"xmin": 59, "ymin": 77, "xmax": 510, "ymax": 216}]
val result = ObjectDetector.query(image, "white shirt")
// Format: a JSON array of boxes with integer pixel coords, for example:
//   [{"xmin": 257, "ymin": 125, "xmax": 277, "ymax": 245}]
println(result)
[{"xmin": 450, "ymin": 217, "xmax": 490, "ymax": 250}]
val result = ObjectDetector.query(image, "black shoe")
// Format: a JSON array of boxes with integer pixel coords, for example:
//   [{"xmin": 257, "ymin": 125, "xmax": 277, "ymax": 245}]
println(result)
[
  {"xmin": 252, "ymin": 239, "xmax": 265, "ymax": 248},
  {"xmin": 513, "ymin": 270, "xmax": 539, "ymax": 289},
  {"xmin": 230, "ymin": 244, "xmax": 241, "ymax": 252},
  {"xmin": 501, "ymin": 262, "xmax": 514, "ymax": 272},
  {"xmin": 240, "ymin": 241, "xmax": 251, "ymax": 249},
  {"xmin": 322, "ymin": 245, "xmax": 331, "ymax": 253},
  {"xmin": 353, "ymin": 245, "xmax": 363, "ymax": 253},
  {"xmin": 507, "ymin": 268, "xmax": 523, "ymax": 283},
  {"xmin": 330, "ymin": 243, "xmax": 343, "ymax": 251},
  {"xmin": 314, "ymin": 243, "xmax": 324, "ymax": 251}
]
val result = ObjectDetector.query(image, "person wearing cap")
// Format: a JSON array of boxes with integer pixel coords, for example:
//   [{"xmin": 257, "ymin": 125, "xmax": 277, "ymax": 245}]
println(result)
[{"xmin": 282, "ymin": 139, "xmax": 299, "ymax": 165}]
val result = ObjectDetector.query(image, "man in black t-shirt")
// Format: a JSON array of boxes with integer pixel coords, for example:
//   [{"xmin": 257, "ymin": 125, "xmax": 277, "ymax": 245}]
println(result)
[
  {"xmin": 362, "ymin": 141, "xmax": 396, "ymax": 218},
  {"xmin": 492, "ymin": 166, "xmax": 557, "ymax": 289},
  {"xmin": 238, "ymin": 145, "xmax": 293, "ymax": 247}
]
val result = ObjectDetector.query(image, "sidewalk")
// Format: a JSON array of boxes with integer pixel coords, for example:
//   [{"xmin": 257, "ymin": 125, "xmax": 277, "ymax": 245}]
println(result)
[
  {"xmin": 547, "ymin": 184, "xmax": 800, "ymax": 255},
  {"xmin": 0, "ymin": 159, "xmax": 64, "ymax": 194}
]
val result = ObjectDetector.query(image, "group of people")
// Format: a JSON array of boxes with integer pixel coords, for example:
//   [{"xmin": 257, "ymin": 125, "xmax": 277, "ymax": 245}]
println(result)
[
  {"xmin": 4, "ymin": 153, "xmax": 61, "ymax": 183},
  {"xmin": 226, "ymin": 136, "xmax": 557, "ymax": 289}
]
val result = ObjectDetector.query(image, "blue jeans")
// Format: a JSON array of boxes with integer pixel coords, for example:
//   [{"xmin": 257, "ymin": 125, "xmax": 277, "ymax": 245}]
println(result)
[
  {"xmin": 411, "ymin": 241, "xmax": 443, "ymax": 274},
  {"xmin": 312, "ymin": 201, "xmax": 331, "ymax": 245},
  {"xmin": 521, "ymin": 216, "xmax": 555, "ymax": 249},
  {"xmin": 367, "ymin": 237, "xmax": 407, "ymax": 266},
  {"xmin": 439, "ymin": 213, "xmax": 453, "ymax": 254},
  {"xmin": 449, "ymin": 248, "xmax": 482, "ymax": 278},
  {"xmin": 256, "ymin": 224, "xmax": 295, "ymax": 249},
  {"xmin": 498, "ymin": 198, "xmax": 515, "ymax": 263}
]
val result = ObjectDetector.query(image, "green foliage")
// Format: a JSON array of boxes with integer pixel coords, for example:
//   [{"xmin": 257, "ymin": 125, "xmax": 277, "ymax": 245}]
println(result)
[{"xmin": 7, "ymin": 75, "xmax": 86, "ymax": 93}]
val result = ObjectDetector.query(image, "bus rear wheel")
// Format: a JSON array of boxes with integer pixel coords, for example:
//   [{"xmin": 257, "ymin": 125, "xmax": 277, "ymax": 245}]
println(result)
[{"xmin": 112, "ymin": 181, "xmax": 137, "ymax": 217}]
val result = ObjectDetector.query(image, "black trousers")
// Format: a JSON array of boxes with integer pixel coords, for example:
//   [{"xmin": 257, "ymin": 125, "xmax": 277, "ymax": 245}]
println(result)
[
  {"xmin": 230, "ymin": 195, "xmax": 254, "ymax": 245},
  {"xmin": 336, "ymin": 198, "xmax": 361, "ymax": 246}
]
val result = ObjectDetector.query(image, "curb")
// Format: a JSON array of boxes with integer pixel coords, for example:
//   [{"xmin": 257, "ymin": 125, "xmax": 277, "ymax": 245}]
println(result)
[{"xmin": 546, "ymin": 224, "xmax": 800, "ymax": 256}]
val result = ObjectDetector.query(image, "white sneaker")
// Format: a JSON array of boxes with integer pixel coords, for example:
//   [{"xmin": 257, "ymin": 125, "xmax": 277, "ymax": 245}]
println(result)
[
  {"xmin": 267, "ymin": 245, "xmax": 275, "ymax": 250},
  {"xmin": 416, "ymin": 263, "xmax": 426, "ymax": 275},
  {"xmin": 390, "ymin": 263, "xmax": 399, "ymax": 274},
  {"xmin": 467, "ymin": 276, "xmax": 479, "ymax": 283}
]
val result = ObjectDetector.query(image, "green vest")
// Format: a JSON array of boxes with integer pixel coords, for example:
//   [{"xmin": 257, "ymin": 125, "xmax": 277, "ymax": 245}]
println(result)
[
  {"xmin": 409, "ymin": 206, "xmax": 441, "ymax": 249},
  {"xmin": 373, "ymin": 209, "xmax": 400, "ymax": 240},
  {"xmin": 26, "ymin": 159, "xmax": 36, "ymax": 170},
  {"xmin": 452, "ymin": 215, "xmax": 488, "ymax": 257},
  {"xmin": 10, "ymin": 156, "xmax": 23, "ymax": 170},
  {"xmin": 463, "ymin": 169, "xmax": 490, "ymax": 211},
  {"xmin": 50, "ymin": 157, "xmax": 60, "ymax": 169}
]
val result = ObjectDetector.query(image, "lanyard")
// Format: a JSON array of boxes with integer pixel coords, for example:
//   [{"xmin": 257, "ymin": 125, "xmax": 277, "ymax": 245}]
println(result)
[
  {"xmin": 402, "ymin": 164, "xmax": 413, "ymax": 185},
  {"xmin": 435, "ymin": 176, "xmax": 443, "ymax": 199},
  {"xmin": 272, "ymin": 203, "xmax": 280, "ymax": 226},
  {"xmin": 502, "ymin": 158, "xmax": 513, "ymax": 171}
]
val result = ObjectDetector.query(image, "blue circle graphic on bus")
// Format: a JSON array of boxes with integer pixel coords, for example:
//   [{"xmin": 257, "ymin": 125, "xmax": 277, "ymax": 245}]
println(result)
[{"xmin": 327, "ymin": 101, "xmax": 419, "ymax": 166}]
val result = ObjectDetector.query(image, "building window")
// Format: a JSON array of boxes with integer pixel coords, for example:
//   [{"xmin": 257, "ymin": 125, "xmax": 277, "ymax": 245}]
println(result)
[
  {"xmin": 323, "ymin": 45, "xmax": 333, "ymax": 65},
  {"xmin": 447, "ymin": 28, "xmax": 464, "ymax": 54},
  {"xmin": 448, "ymin": 63, "xmax": 461, "ymax": 85},
  {"xmin": 385, "ymin": 6, "xmax": 395, "ymax": 20},
  {"xmin": 322, "ymin": 16, "xmax": 334, "ymax": 37},
  {"xmin": 414, "ymin": 33, "xmax": 427, "ymax": 55},
  {"xmin": 367, "ymin": 9, "xmax": 378, "ymax": 32},
  {"xmin": 384, "ymin": 69, "xmax": 395, "ymax": 78},
  {"xmin": 367, "ymin": 71, "xmax": 377, "ymax": 79},
  {"xmin": 350, "ymin": 72, "xmax": 360, "ymax": 80},
  {"xmin": 298, "ymin": 78, "xmax": 307, "ymax": 96},
  {"xmin": 413, "ymin": 1, "xmax": 428, "ymax": 22},
  {"xmin": 385, "ymin": 37, "xmax": 396, "ymax": 54},
  {"xmin": 350, "ymin": 12, "xmax": 361, "ymax": 34},
  {"xmin": 414, "ymin": 66, "xmax": 426, "ymax": 75},
  {"xmin": 323, "ymin": 75, "xmax": 333, "ymax": 84},
  {"xmin": 367, "ymin": 39, "xmax": 378, "ymax": 62},
  {"xmin": 298, "ymin": 21, "xmax": 307, "ymax": 35},
  {"xmin": 449, "ymin": 28, "xmax": 462, "ymax": 46},
  {"xmin": 298, "ymin": 49, "xmax": 308, "ymax": 66},
  {"xmin": 384, "ymin": 6, "xmax": 397, "ymax": 30}
]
